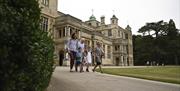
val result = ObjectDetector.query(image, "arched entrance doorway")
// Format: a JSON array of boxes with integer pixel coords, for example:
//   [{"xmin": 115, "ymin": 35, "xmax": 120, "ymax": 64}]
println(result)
[
  {"xmin": 59, "ymin": 50, "xmax": 64, "ymax": 66},
  {"xmin": 115, "ymin": 57, "xmax": 119, "ymax": 66}
]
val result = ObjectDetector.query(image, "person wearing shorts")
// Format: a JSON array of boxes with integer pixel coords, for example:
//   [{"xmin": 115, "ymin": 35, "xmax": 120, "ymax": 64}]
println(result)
[
  {"xmin": 75, "ymin": 47, "xmax": 83, "ymax": 72},
  {"xmin": 92, "ymin": 42, "xmax": 104, "ymax": 73}
]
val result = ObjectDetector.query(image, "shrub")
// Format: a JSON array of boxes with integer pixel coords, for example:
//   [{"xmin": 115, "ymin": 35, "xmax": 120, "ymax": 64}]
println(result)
[{"xmin": 0, "ymin": 0, "xmax": 54, "ymax": 91}]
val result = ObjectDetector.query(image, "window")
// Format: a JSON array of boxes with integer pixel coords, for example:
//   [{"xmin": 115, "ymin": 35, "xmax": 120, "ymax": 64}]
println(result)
[
  {"xmin": 42, "ymin": 0, "xmax": 49, "ymax": 6},
  {"xmin": 120, "ymin": 45, "xmax": 123, "ymax": 51},
  {"xmin": 40, "ymin": 16, "xmax": 48, "ymax": 32},
  {"xmin": 108, "ymin": 30, "xmax": 112, "ymax": 36},
  {"xmin": 58, "ymin": 28, "xmax": 66, "ymax": 38},
  {"xmin": 115, "ymin": 45, "xmax": 120, "ymax": 51},
  {"xmin": 63, "ymin": 27, "xmax": 66, "ymax": 37},
  {"xmin": 88, "ymin": 23, "xmax": 91, "ymax": 26},
  {"xmin": 59, "ymin": 30, "xmax": 61, "ymax": 38},
  {"xmin": 118, "ymin": 30, "xmax": 120, "ymax": 37},
  {"xmin": 124, "ymin": 45, "xmax": 127, "ymax": 53},
  {"xmin": 122, "ymin": 32, "xmax": 125, "ymax": 39},
  {"xmin": 115, "ymin": 46, "xmax": 117, "ymax": 51},
  {"xmin": 125, "ymin": 33, "xmax": 128, "ymax": 39},
  {"xmin": 126, "ymin": 45, "xmax": 129, "ymax": 54},
  {"xmin": 112, "ymin": 20, "xmax": 115, "ymax": 24},
  {"xmin": 96, "ymin": 23, "xmax": 99, "ymax": 26},
  {"xmin": 85, "ymin": 40, "xmax": 90, "ymax": 46},
  {"xmin": 119, "ymin": 31, "xmax": 122, "ymax": 38},
  {"xmin": 107, "ymin": 46, "xmax": 111, "ymax": 58},
  {"xmin": 70, "ymin": 28, "xmax": 72, "ymax": 35},
  {"xmin": 76, "ymin": 30, "xmax": 79, "ymax": 38}
]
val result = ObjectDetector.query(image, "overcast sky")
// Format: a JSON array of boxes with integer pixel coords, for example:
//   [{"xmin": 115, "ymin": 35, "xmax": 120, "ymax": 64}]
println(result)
[{"xmin": 58, "ymin": 0, "xmax": 180, "ymax": 35}]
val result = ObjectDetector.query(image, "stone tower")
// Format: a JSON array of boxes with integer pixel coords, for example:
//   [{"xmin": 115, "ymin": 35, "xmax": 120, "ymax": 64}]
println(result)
[
  {"xmin": 125, "ymin": 25, "xmax": 131, "ymax": 31},
  {"xmin": 100, "ymin": 15, "xmax": 105, "ymax": 25},
  {"xmin": 111, "ymin": 15, "xmax": 118, "ymax": 25},
  {"xmin": 85, "ymin": 14, "xmax": 100, "ymax": 27}
]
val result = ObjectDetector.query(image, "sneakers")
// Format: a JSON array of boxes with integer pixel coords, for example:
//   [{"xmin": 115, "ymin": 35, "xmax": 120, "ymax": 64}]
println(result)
[
  {"xmin": 86, "ymin": 69, "xmax": 89, "ymax": 72},
  {"xmin": 92, "ymin": 69, "xmax": 95, "ymax": 72},
  {"xmin": 80, "ymin": 70, "xmax": 84, "ymax": 73},
  {"xmin": 80, "ymin": 67, "xmax": 83, "ymax": 73},
  {"xmin": 70, "ymin": 69, "xmax": 73, "ymax": 72}
]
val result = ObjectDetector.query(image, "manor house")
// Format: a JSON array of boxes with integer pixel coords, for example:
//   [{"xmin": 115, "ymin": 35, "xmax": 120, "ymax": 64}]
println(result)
[{"xmin": 39, "ymin": 0, "xmax": 133, "ymax": 66}]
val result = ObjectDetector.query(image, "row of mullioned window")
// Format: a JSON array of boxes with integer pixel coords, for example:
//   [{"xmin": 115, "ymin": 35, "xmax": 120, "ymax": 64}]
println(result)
[
  {"xmin": 40, "ymin": 16, "xmax": 48, "ymax": 32},
  {"xmin": 39, "ymin": 0, "xmax": 49, "ymax": 31},
  {"xmin": 114, "ymin": 45, "xmax": 128, "ymax": 53},
  {"xmin": 107, "ymin": 30, "xmax": 128, "ymax": 39},
  {"xmin": 58, "ymin": 27, "xmax": 80, "ymax": 38},
  {"xmin": 42, "ymin": 0, "xmax": 49, "ymax": 6}
]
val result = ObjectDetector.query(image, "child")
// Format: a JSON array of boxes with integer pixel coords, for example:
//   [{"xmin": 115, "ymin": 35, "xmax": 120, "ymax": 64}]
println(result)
[
  {"xmin": 64, "ymin": 52, "xmax": 69, "ymax": 61},
  {"xmin": 92, "ymin": 43, "xmax": 104, "ymax": 73},
  {"xmin": 77, "ymin": 38, "xmax": 85, "ymax": 72},
  {"xmin": 75, "ymin": 47, "xmax": 83, "ymax": 72},
  {"xmin": 86, "ymin": 47, "xmax": 92, "ymax": 72}
]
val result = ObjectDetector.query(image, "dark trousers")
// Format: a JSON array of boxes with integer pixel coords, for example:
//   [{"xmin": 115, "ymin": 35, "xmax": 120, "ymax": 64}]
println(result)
[{"xmin": 69, "ymin": 51, "xmax": 76, "ymax": 70}]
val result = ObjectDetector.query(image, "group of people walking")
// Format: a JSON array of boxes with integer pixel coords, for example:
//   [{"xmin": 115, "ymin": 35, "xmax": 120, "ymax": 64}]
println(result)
[{"xmin": 66, "ymin": 33, "xmax": 104, "ymax": 73}]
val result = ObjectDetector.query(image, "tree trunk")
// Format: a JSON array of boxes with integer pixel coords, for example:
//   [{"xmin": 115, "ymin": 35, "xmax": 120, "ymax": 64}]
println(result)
[{"xmin": 148, "ymin": 31, "xmax": 150, "ymax": 36}]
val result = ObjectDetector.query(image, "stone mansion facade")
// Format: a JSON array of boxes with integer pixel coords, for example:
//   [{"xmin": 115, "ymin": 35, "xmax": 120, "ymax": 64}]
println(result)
[{"xmin": 39, "ymin": 0, "xmax": 133, "ymax": 66}]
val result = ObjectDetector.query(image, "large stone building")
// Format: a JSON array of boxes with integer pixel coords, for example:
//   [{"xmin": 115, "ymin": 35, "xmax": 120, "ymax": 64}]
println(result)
[{"xmin": 39, "ymin": 0, "xmax": 133, "ymax": 66}]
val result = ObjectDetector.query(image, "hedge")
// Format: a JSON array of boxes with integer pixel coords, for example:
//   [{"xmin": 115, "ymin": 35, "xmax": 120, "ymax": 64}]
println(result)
[{"xmin": 0, "ymin": 0, "xmax": 54, "ymax": 91}]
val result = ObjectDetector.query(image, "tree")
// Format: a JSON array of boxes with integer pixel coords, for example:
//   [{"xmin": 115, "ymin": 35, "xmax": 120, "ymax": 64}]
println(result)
[
  {"xmin": 165, "ymin": 19, "xmax": 180, "ymax": 65},
  {"xmin": 138, "ymin": 20, "xmax": 166, "ymax": 37},
  {"xmin": 134, "ymin": 19, "xmax": 180, "ymax": 65},
  {"xmin": 133, "ymin": 35, "xmax": 155, "ymax": 65},
  {"xmin": 0, "ymin": 0, "xmax": 54, "ymax": 91}
]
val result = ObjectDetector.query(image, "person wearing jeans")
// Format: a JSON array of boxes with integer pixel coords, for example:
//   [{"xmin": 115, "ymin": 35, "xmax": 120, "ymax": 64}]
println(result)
[{"xmin": 67, "ymin": 33, "xmax": 78, "ymax": 72}]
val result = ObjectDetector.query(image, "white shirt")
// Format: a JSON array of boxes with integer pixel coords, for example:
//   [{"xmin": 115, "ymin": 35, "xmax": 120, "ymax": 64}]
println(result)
[
  {"xmin": 67, "ymin": 39, "xmax": 78, "ymax": 52},
  {"xmin": 78, "ymin": 41, "xmax": 85, "ymax": 52},
  {"xmin": 87, "ymin": 51, "xmax": 92, "ymax": 63}
]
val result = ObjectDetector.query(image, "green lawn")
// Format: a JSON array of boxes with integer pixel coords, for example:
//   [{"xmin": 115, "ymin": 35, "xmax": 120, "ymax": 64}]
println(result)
[{"xmin": 96, "ymin": 66, "xmax": 180, "ymax": 84}]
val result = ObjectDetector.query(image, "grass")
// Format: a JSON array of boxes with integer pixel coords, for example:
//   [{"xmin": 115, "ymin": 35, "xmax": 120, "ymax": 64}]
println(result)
[{"xmin": 96, "ymin": 66, "xmax": 180, "ymax": 84}]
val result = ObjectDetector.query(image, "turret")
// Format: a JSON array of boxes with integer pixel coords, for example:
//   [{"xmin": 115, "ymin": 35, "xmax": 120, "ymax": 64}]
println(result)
[
  {"xmin": 100, "ymin": 15, "xmax": 105, "ymax": 25},
  {"xmin": 89, "ymin": 14, "xmax": 96, "ymax": 21},
  {"xmin": 125, "ymin": 25, "xmax": 131, "ymax": 31},
  {"xmin": 111, "ymin": 15, "xmax": 118, "ymax": 25},
  {"xmin": 86, "ymin": 14, "xmax": 99, "ymax": 27}
]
